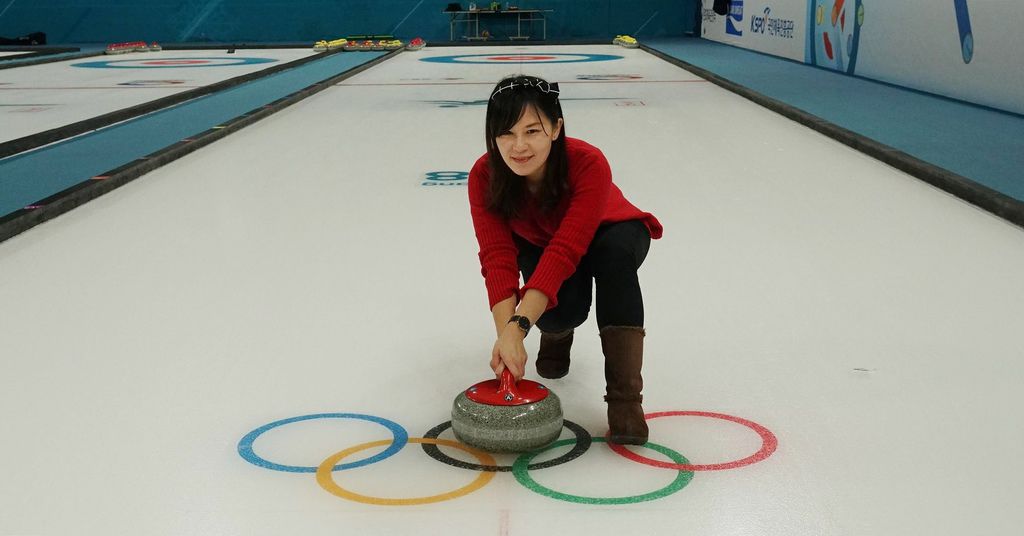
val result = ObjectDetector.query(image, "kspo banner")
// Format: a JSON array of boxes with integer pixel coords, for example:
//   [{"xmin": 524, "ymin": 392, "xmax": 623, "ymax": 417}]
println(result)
[{"xmin": 702, "ymin": 0, "xmax": 807, "ymax": 61}]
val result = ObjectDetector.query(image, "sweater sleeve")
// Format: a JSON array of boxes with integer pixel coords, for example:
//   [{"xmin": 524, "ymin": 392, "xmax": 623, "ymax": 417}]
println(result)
[
  {"xmin": 522, "ymin": 147, "xmax": 612, "ymax": 309},
  {"xmin": 468, "ymin": 157, "xmax": 521, "ymax": 309}
]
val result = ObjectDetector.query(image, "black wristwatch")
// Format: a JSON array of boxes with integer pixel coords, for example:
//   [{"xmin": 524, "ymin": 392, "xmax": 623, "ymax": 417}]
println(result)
[{"xmin": 507, "ymin": 315, "xmax": 532, "ymax": 336}]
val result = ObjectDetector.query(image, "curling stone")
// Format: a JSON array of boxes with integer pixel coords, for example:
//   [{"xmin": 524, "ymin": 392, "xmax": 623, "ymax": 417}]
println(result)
[
  {"xmin": 452, "ymin": 369, "xmax": 562, "ymax": 453},
  {"xmin": 406, "ymin": 37, "xmax": 426, "ymax": 51}
]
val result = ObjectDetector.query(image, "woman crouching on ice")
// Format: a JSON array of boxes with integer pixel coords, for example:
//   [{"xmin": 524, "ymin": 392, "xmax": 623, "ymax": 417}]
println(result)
[{"xmin": 468, "ymin": 75, "xmax": 663, "ymax": 445}]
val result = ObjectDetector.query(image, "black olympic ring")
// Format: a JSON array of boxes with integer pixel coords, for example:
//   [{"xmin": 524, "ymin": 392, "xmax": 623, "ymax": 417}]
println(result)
[{"xmin": 421, "ymin": 419, "xmax": 592, "ymax": 472}]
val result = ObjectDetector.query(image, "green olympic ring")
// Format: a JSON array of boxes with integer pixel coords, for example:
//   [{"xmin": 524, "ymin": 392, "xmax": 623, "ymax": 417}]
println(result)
[{"xmin": 512, "ymin": 437, "xmax": 694, "ymax": 504}]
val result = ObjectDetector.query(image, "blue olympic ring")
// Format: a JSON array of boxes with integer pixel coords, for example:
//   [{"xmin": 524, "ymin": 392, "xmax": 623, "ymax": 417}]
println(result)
[
  {"xmin": 238, "ymin": 413, "xmax": 409, "ymax": 473},
  {"xmin": 72, "ymin": 57, "xmax": 277, "ymax": 69},
  {"xmin": 421, "ymin": 53, "xmax": 622, "ymax": 65}
]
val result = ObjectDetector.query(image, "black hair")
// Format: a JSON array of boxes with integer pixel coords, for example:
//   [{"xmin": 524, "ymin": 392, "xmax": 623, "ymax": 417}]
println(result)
[{"xmin": 484, "ymin": 75, "xmax": 568, "ymax": 219}]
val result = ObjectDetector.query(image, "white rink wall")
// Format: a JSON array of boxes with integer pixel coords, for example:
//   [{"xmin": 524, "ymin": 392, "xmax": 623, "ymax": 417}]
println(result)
[{"xmin": 699, "ymin": 0, "xmax": 1024, "ymax": 115}]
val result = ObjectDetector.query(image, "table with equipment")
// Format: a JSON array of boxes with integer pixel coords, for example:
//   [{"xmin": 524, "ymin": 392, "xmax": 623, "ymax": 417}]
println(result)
[{"xmin": 446, "ymin": 8, "xmax": 553, "ymax": 41}]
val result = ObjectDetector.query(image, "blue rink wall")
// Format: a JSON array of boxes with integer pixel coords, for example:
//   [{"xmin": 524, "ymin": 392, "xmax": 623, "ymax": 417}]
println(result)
[{"xmin": 0, "ymin": 0, "xmax": 697, "ymax": 44}]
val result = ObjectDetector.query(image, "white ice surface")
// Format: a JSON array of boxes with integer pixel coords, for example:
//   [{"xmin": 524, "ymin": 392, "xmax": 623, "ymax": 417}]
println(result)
[
  {"xmin": 0, "ymin": 48, "xmax": 317, "ymax": 143},
  {"xmin": 1, "ymin": 45, "xmax": 1023, "ymax": 536}
]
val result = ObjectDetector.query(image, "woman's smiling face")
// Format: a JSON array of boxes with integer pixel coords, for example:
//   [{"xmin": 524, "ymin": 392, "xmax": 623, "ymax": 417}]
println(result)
[{"xmin": 495, "ymin": 104, "xmax": 563, "ymax": 184}]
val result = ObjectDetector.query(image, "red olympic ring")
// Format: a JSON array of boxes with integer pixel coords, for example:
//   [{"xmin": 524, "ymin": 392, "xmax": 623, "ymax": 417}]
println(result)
[
  {"xmin": 607, "ymin": 411, "xmax": 778, "ymax": 471},
  {"xmin": 487, "ymin": 56, "xmax": 556, "ymax": 61}
]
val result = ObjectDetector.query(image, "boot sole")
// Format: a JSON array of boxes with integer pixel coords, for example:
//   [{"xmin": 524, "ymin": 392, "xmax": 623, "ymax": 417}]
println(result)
[
  {"xmin": 608, "ymin": 435, "xmax": 648, "ymax": 446},
  {"xmin": 536, "ymin": 369, "xmax": 568, "ymax": 379}
]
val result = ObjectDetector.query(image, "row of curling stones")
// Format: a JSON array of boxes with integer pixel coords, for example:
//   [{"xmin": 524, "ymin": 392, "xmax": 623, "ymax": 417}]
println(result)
[{"xmin": 452, "ymin": 368, "xmax": 563, "ymax": 453}]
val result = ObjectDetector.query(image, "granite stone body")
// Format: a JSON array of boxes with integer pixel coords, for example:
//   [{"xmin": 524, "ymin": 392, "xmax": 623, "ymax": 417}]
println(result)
[{"xmin": 451, "ymin": 390, "xmax": 563, "ymax": 453}]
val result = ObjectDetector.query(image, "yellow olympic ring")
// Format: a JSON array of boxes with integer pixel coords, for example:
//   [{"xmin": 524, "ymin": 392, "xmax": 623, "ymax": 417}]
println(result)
[{"xmin": 316, "ymin": 438, "xmax": 496, "ymax": 505}]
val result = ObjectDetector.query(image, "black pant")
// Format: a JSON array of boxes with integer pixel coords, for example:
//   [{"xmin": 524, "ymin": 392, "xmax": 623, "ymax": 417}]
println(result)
[{"xmin": 516, "ymin": 220, "xmax": 651, "ymax": 332}]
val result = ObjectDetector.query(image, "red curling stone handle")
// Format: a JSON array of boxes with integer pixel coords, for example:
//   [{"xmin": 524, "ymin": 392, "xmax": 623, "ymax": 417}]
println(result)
[{"xmin": 464, "ymin": 368, "xmax": 550, "ymax": 406}]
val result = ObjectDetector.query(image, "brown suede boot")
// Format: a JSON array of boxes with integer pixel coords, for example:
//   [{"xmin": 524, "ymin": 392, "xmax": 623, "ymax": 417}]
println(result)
[
  {"xmin": 601, "ymin": 326, "xmax": 649, "ymax": 445},
  {"xmin": 535, "ymin": 329, "xmax": 573, "ymax": 379}
]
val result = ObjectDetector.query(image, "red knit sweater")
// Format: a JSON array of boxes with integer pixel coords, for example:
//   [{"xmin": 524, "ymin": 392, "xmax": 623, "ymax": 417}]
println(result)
[{"xmin": 469, "ymin": 137, "xmax": 663, "ymax": 310}]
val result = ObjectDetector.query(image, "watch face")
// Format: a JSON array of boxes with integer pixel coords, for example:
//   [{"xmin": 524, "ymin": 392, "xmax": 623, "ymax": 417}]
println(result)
[{"xmin": 511, "ymin": 316, "xmax": 531, "ymax": 332}]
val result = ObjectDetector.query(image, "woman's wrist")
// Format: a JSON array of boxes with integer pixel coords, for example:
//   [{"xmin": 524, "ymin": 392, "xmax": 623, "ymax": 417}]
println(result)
[
  {"xmin": 502, "ymin": 320, "xmax": 528, "ymax": 340},
  {"xmin": 514, "ymin": 289, "xmax": 548, "ymax": 325}
]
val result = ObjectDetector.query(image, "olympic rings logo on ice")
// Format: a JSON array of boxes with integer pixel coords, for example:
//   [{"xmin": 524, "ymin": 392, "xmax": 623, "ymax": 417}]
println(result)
[{"xmin": 237, "ymin": 411, "xmax": 778, "ymax": 506}]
